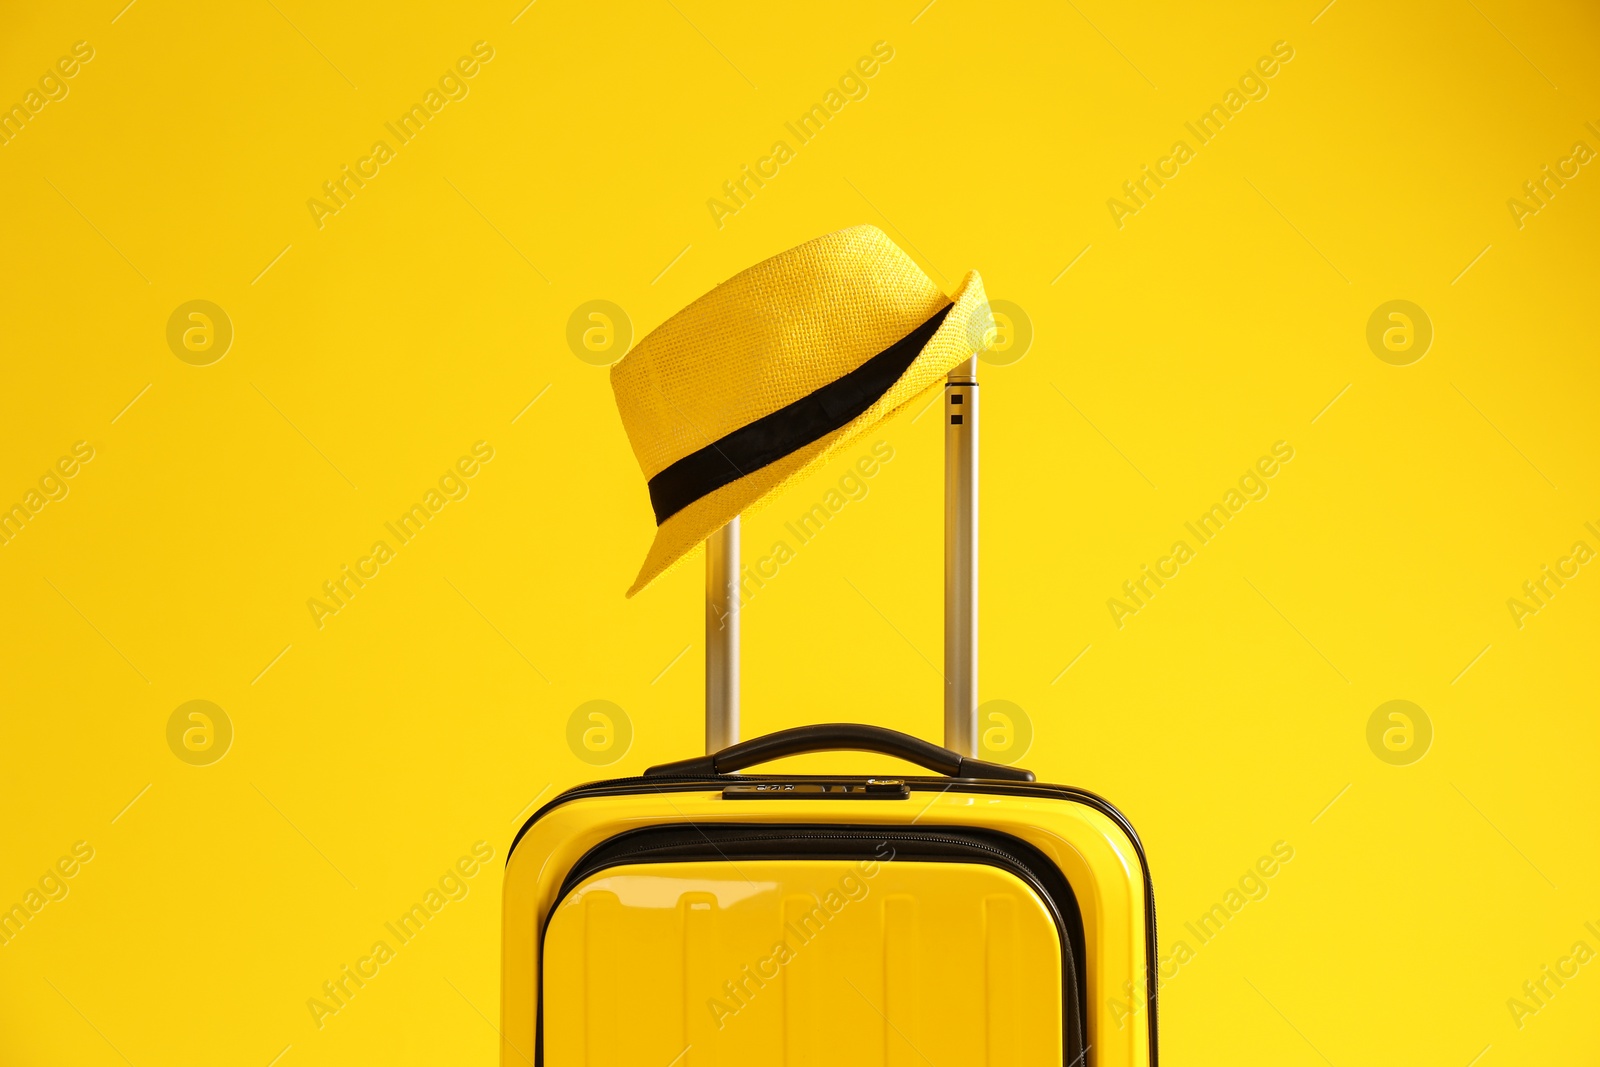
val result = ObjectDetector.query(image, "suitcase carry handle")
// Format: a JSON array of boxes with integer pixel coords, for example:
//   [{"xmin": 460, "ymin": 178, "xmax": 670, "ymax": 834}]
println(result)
[{"xmin": 645, "ymin": 723, "xmax": 1034, "ymax": 782}]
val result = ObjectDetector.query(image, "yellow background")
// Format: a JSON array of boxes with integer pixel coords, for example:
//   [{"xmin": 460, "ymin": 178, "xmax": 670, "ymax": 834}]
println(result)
[{"xmin": 2, "ymin": 0, "xmax": 1597, "ymax": 1063}]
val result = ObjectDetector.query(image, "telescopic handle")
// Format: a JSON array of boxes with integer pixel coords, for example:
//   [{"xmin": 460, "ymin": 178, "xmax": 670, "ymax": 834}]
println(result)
[
  {"xmin": 944, "ymin": 358, "xmax": 978, "ymax": 757},
  {"xmin": 702, "ymin": 361, "xmax": 981, "ymax": 759}
]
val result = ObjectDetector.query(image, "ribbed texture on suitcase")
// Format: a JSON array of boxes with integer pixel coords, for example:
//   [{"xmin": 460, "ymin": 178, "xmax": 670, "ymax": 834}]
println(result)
[{"xmin": 543, "ymin": 860, "xmax": 1064, "ymax": 1065}]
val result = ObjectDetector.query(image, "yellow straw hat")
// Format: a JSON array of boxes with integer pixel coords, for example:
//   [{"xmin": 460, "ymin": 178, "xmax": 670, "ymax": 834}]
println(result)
[{"xmin": 610, "ymin": 224, "xmax": 994, "ymax": 597}]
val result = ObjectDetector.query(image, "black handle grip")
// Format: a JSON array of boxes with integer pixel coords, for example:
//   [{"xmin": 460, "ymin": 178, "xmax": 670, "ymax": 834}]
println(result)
[{"xmin": 644, "ymin": 723, "xmax": 1035, "ymax": 782}]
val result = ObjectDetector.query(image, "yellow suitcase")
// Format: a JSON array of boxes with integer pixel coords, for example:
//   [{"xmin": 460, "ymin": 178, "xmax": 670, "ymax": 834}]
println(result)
[{"xmin": 501, "ymin": 350, "xmax": 1158, "ymax": 1065}]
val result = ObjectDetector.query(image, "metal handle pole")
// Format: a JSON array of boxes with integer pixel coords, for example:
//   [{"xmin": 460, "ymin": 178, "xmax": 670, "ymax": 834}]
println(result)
[
  {"xmin": 944, "ymin": 359, "xmax": 978, "ymax": 756},
  {"xmin": 706, "ymin": 517, "xmax": 741, "ymax": 754}
]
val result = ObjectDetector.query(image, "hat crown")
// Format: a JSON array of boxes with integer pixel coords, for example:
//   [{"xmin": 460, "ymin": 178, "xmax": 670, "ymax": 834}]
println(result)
[{"xmin": 610, "ymin": 225, "xmax": 946, "ymax": 481}]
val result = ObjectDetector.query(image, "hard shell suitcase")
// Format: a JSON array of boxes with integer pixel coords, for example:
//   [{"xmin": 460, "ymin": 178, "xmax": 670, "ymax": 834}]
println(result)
[{"xmin": 502, "ymin": 361, "xmax": 1158, "ymax": 1066}]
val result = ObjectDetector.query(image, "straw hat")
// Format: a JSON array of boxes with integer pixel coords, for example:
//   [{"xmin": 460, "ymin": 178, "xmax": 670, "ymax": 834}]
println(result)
[{"xmin": 610, "ymin": 225, "xmax": 994, "ymax": 597}]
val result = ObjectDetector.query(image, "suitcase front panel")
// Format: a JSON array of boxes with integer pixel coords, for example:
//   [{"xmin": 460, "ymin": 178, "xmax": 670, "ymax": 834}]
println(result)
[
  {"xmin": 543, "ymin": 858, "xmax": 1063, "ymax": 1065},
  {"xmin": 502, "ymin": 787, "xmax": 1154, "ymax": 1067}
]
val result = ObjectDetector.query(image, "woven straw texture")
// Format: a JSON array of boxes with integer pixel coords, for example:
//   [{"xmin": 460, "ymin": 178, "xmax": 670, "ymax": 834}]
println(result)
[{"xmin": 610, "ymin": 224, "xmax": 992, "ymax": 597}]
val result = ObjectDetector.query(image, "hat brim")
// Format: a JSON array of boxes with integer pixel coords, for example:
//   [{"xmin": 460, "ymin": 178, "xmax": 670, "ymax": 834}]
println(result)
[{"xmin": 626, "ymin": 269, "xmax": 991, "ymax": 597}]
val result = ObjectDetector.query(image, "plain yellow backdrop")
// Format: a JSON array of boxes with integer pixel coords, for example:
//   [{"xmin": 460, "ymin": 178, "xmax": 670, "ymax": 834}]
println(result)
[{"xmin": 1, "ymin": 0, "xmax": 1597, "ymax": 1063}]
